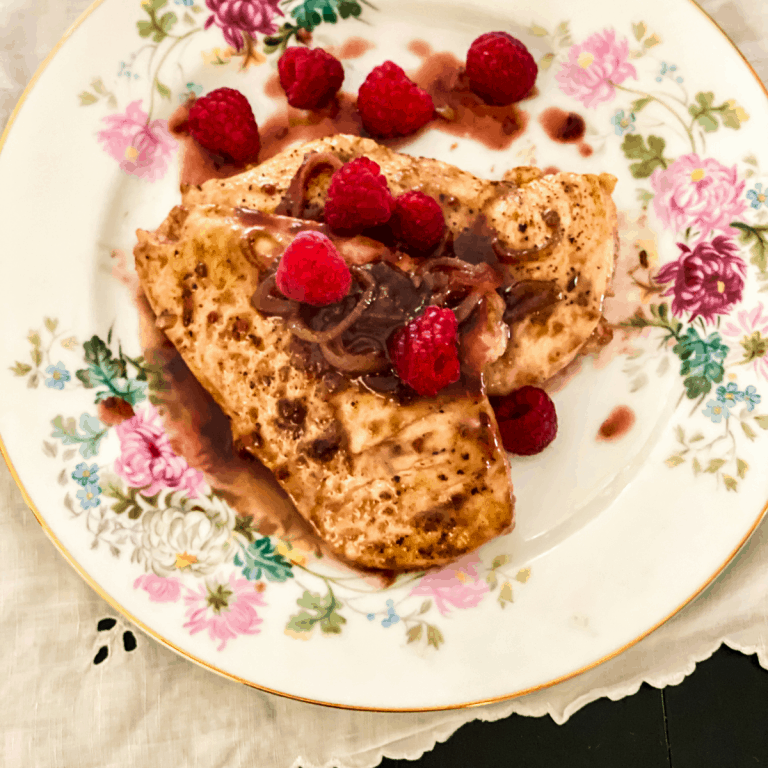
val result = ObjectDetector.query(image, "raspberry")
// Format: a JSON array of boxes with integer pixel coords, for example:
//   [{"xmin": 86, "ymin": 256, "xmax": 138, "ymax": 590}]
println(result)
[
  {"xmin": 187, "ymin": 87, "xmax": 260, "ymax": 163},
  {"xmin": 490, "ymin": 386, "xmax": 558, "ymax": 456},
  {"xmin": 278, "ymin": 46, "xmax": 345, "ymax": 109},
  {"xmin": 357, "ymin": 61, "xmax": 435, "ymax": 138},
  {"xmin": 323, "ymin": 157, "xmax": 395, "ymax": 233},
  {"xmin": 275, "ymin": 231, "xmax": 352, "ymax": 305},
  {"xmin": 391, "ymin": 191, "xmax": 445, "ymax": 253},
  {"xmin": 466, "ymin": 32, "xmax": 538, "ymax": 105},
  {"xmin": 389, "ymin": 307, "xmax": 461, "ymax": 397}
]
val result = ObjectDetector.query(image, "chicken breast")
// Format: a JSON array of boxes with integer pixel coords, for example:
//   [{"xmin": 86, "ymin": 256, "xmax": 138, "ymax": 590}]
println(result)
[
  {"xmin": 183, "ymin": 134, "xmax": 618, "ymax": 394},
  {"xmin": 134, "ymin": 203, "xmax": 514, "ymax": 571}
]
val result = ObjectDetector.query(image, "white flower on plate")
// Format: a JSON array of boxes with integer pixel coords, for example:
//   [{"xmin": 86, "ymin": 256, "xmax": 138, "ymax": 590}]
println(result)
[{"xmin": 140, "ymin": 490, "xmax": 236, "ymax": 577}]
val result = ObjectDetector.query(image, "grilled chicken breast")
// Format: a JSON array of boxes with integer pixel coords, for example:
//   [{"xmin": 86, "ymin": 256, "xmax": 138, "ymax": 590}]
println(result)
[
  {"xmin": 135, "ymin": 135, "xmax": 618, "ymax": 570},
  {"xmin": 135, "ymin": 203, "xmax": 514, "ymax": 571},
  {"xmin": 183, "ymin": 134, "xmax": 618, "ymax": 394}
]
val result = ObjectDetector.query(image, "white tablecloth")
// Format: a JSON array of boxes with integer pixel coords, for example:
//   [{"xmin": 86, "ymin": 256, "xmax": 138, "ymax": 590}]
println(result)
[{"xmin": 2, "ymin": 1, "xmax": 767, "ymax": 766}]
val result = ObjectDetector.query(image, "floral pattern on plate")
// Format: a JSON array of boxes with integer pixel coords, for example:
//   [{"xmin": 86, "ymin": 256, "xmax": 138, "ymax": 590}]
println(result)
[
  {"xmin": 4, "ymin": 1, "xmax": 768, "ymax": 684},
  {"xmin": 10, "ymin": 322, "xmax": 528, "ymax": 651}
]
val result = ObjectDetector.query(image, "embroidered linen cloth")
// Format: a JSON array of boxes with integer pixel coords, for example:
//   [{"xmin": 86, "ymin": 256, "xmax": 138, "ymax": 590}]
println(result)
[{"xmin": 1, "ymin": 1, "xmax": 767, "ymax": 766}]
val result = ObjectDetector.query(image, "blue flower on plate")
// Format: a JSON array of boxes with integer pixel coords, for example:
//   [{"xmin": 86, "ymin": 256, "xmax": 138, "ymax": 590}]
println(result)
[
  {"xmin": 72, "ymin": 462, "xmax": 100, "ymax": 487},
  {"xmin": 716, "ymin": 382, "xmax": 744, "ymax": 407},
  {"xmin": 703, "ymin": 399, "xmax": 729, "ymax": 423},
  {"xmin": 76, "ymin": 485, "xmax": 102, "ymax": 510},
  {"xmin": 610, "ymin": 109, "xmax": 636, "ymax": 136},
  {"xmin": 381, "ymin": 599, "xmax": 400, "ymax": 628},
  {"xmin": 45, "ymin": 362, "xmax": 71, "ymax": 390},
  {"xmin": 174, "ymin": 0, "xmax": 194, "ymax": 5},
  {"xmin": 743, "ymin": 385, "xmax": 761, "ymax": 412},
  {"xmin": 747, "ymin": 183, "xmax": 767, "ymax": 210},
  {"xmin": 657, "ymin": 62, "xmax": 683, "ymax": 84}
]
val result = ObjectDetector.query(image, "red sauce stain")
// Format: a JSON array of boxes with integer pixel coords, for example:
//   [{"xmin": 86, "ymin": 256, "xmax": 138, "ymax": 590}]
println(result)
[
  {"xmin": 258, "ymin": 92, "xmax": 365, "ymax": 160},
  {"xmin": 264, "ymin": 71, "xmax": 283, "ymax": 99},
  {"xmin": 539, "ymin": 107, "xmax": 586, "ymax": 144},
  {"xmin": 330, "ymin": 36, "xmax": 376, "ymax": 59},
  {"xmin": 597, "ymin": 405, "xmax": 636, "ymax": 442},
  {"xmin": 408, "ymin": 51, "xmax": 529, "ymax": 151},
  {"xmin": 579, "ymin": 143, "xmax": 593, "ymax": 157},
  {"xmin": 542, "ymin": 165, "xmax": 560, "ymax": 176},
  {"xmin": 408, "ymin": 39, "xmax": 432, "ymax": 58}
]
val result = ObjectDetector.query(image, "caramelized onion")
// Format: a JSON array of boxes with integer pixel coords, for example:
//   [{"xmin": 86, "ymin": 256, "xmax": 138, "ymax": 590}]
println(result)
[
  {"xmin": 275, "ymin": 151, "xmax": 344, "ymax": 219},
  {"xmin": 319, "ymin": 339, "xmax": 385, "ymax": 374},
  {"xmin": 453, "ymin": 291, "xmax": 484, "ymax": 324},
  {"xmin": 493, "ymin": 210, "xmax": 563, "ymax": 263},
  {"xmin": 287, "ymin": 268, "xmax": 376, "ymax": 344},
  {"xmin": 250, "ymin": 274, "xmax": 298, "ymax": 316}
]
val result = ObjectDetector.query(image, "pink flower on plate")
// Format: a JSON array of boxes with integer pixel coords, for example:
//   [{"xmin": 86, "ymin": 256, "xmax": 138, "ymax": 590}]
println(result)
[
  {"xmin": 410, "ymin": 554, "xmax": 489, "ymax": 616},
  {"xmin": 721, "ymin": 302, "xmax": 768, "ymax": 379},
  {"xmin": 134, "ymin": 573, "xmax": 183, "ymax": 603},
  {"xmin": 184, "ymin": 574, "xmax": 265, "ymax": 650},
  {"xmin": 650, "ymin": 154, "xmax": 746, "ymax": 240},
  {"xmin": 204, "ymin": 0, "xmax": 284, "ymax": 51},
  {"xmin": 114, "ymin": 405, "xmax": 205, "ymax": 498},
  {"xmin": 97, "ymin": 100, "xmax": 175, "ymax": 181},
  {"xmin": 556, "ymin": 30, "xmax": 637, "ymax": 108},
  {"xmin": 655, "ymin": 236, "xmax": 746, "ymax": 323}
]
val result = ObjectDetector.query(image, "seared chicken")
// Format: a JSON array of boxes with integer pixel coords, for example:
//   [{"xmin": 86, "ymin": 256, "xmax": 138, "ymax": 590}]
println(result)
[{"xmin": 134, "ymin": 135, "xmax": 618, "ymax": 570}]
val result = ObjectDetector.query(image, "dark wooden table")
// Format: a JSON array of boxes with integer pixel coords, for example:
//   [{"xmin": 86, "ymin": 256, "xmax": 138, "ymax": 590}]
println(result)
[{"xmin": 381, "ymin": 646, "xmax": 768, "ymax": 767}]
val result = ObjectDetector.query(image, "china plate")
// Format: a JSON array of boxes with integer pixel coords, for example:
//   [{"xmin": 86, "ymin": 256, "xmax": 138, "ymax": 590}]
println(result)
[{"xmin": 1, "ymin": 0, "xmax": 768, "ymax": 711}]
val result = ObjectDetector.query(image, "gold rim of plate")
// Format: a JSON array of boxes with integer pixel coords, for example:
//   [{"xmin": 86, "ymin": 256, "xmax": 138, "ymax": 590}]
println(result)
[{"xmin": 0, "ymin": 0, "xmax": 767, "ymax": 713}]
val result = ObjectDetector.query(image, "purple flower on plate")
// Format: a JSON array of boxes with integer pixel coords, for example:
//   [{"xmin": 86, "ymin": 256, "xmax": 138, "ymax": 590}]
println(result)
[
  {"xmin": 204, "ymin": 0, "xmax": 284, "ymax": 51},
  {"xmin": 655, "ymin": 236, "xmax": 746, "ymax": 323}
]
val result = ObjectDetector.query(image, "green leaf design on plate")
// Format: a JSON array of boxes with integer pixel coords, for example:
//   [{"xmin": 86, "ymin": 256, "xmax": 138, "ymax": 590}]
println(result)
[
  {"xmin": 290, "ymin": 0, "xmax": 362, "ymax": 31},
  {"xmin": 731, "ymin": 222, "xmax": 768, "ymax": 274},
  {"xmin": 689, "ymin": 92, "xmax": 749, "ymax": 132},
  {"xmin": 621, "ymin": 134, "xmax": 671, "ymax": 178},
  {"xmin": 76, "ymin": 335, "xmax": 148, "ymax": 406},
  {"xmin": 672, "ymin": 328, "xmax": 728, "ymax": 399},
  {"xmin": 235, "ymin": 537, "xmax": 293, "ymax": 582},
  {"xmin": 426, "ymin": 624, "xmax": 444, "ymax": 649},
  {"xmin": 51, "ymin": 413, "xmax": 108, "ymax": 459},
  {"xmin": 10, "ymin": 362, "xmax": 32, "ymax": 376},
  {"xmin": 285, "ymin": 588, "xmax": 346, "ymax": 635}
]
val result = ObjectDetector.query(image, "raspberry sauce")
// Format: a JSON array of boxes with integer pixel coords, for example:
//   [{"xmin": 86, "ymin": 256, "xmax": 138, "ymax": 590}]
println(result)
[{"xmin": 596, "ymin": 405, "xmax": 636, "ymax": 441}]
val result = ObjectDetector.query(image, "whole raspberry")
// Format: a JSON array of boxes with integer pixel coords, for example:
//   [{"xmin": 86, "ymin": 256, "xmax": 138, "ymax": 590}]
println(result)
[
  {"xmin": 490, "ymin": 386, "xmax": 558, "ymax": 456},
  {"xmin": 466, "ymin": 32, "xmax": 538, "ymax": 105},
  {"xmin": 276, "ymin": 231, "xmax": 352, "ymax": 305},
  {"xmin": 278, "ymin": 47, "xmax": 345, "ymax": 109},
  {"xmin": 391, "ymin": 191, "xmax": 445, "ymax": 253},
  {"xmin": 323, "ymin": 157, "xmax": 395, "ymax": 233},
  {"xmin": 357, "ymin": 61, "xmax": 435, "ymax": 138},
  {"xmin": 389, "ymin": 307, "xmax": 461, "ymax": 397},
  {"xmin": 187, "ymin": 87, "xmax": 260, "ymax": 163}
]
